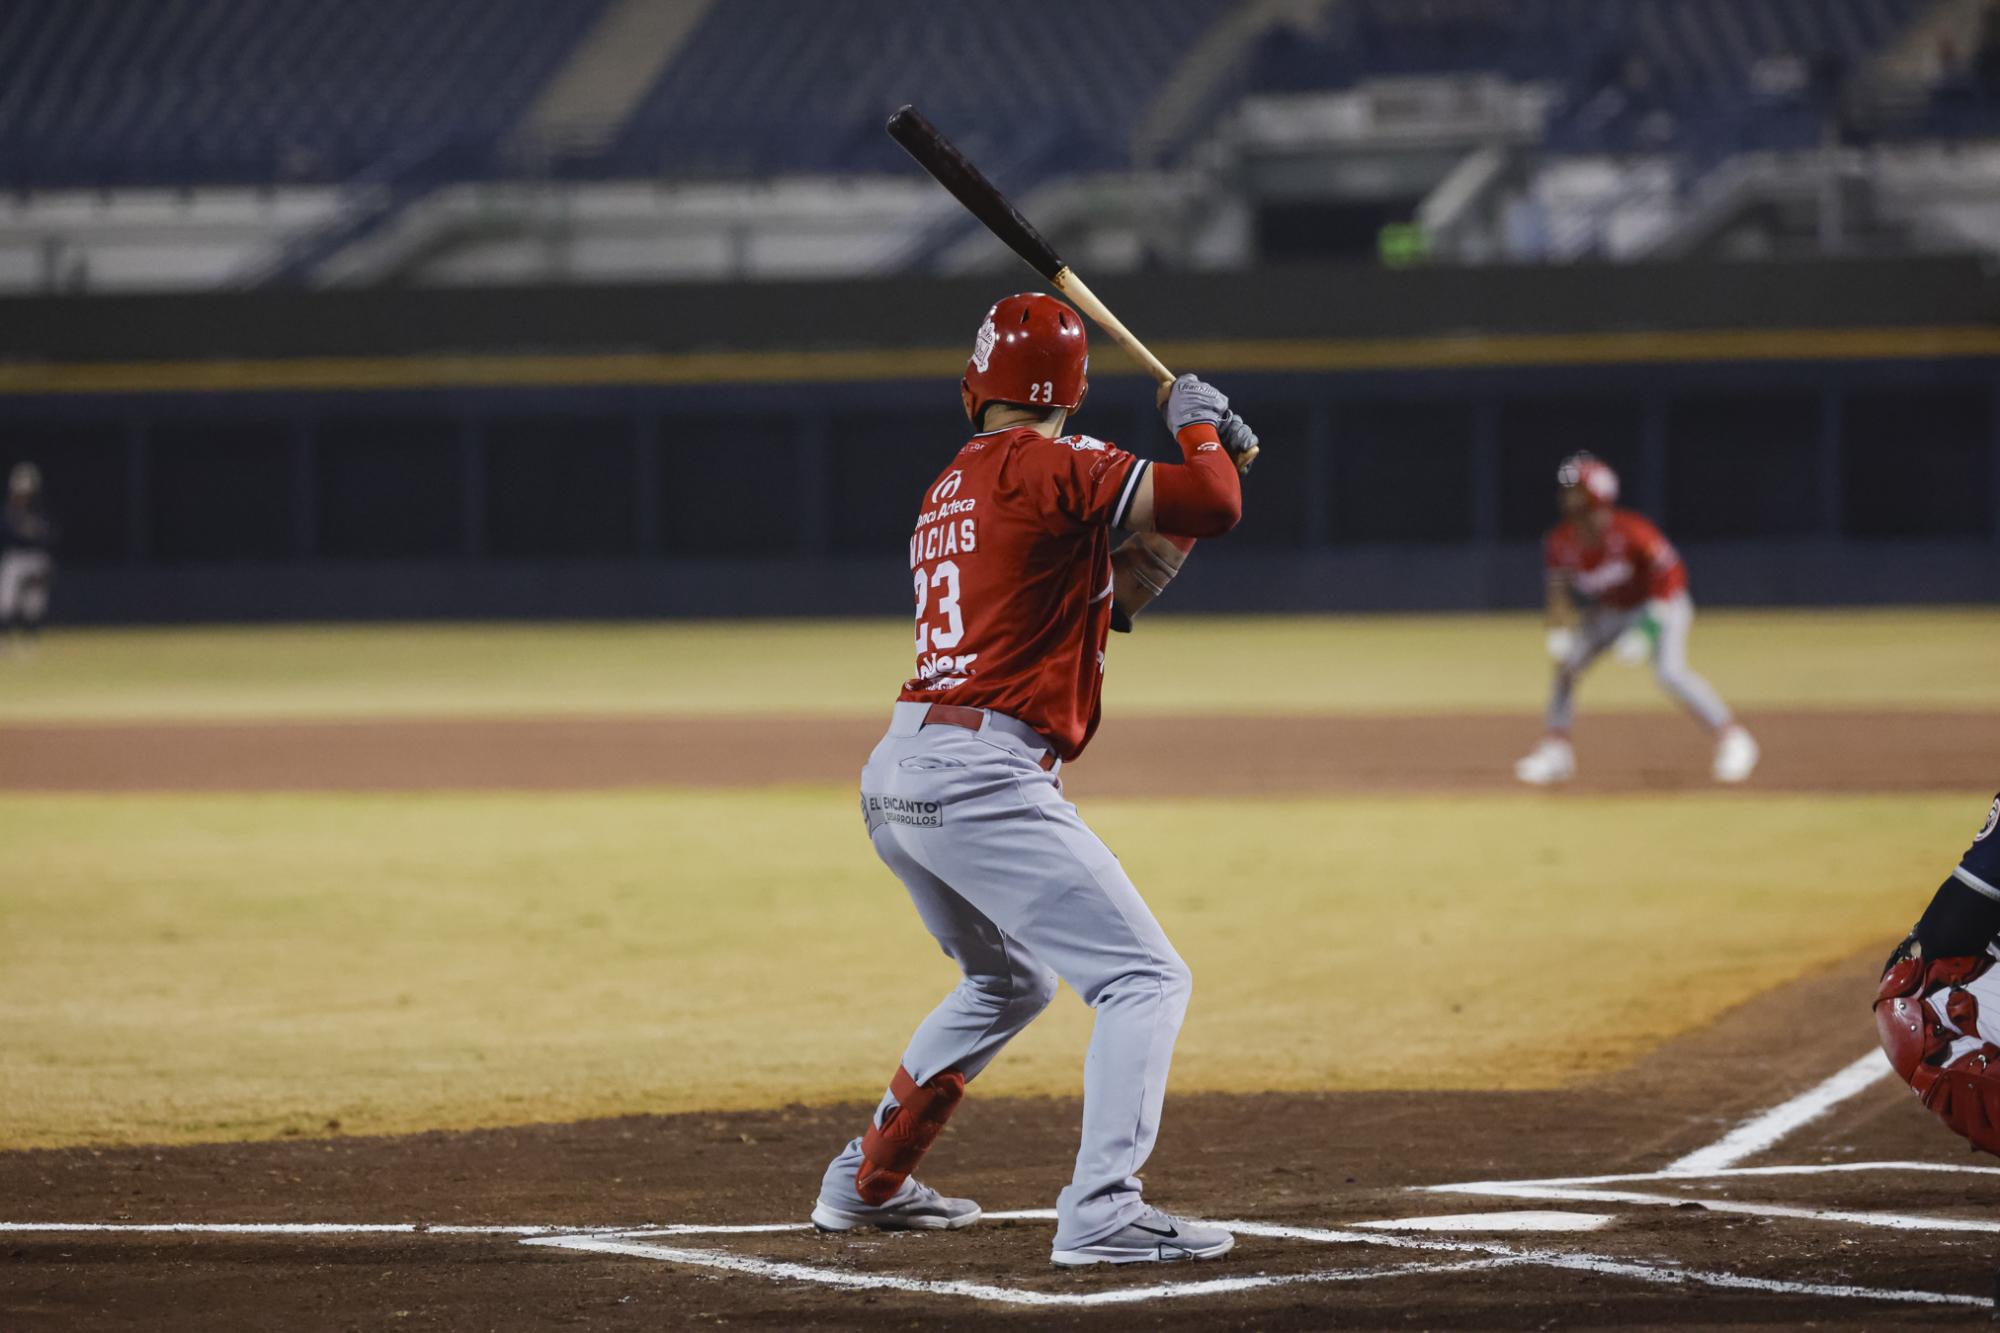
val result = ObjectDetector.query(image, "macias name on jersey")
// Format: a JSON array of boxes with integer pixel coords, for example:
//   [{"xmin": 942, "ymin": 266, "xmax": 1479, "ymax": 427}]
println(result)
[
  {"xmin": 910, "ymin": 517, "xmax": 979, "ymax": 567},
  {"xmin": 1571, "ymin": 558, "xmax": 1635, "ymax": 597},
  {"xmin": 914, "ymin": 651, "xmax": 978, "ymax": 688}
]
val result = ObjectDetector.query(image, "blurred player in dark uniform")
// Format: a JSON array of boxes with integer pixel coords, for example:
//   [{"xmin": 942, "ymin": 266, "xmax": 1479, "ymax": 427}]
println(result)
[
  {"xmin": 1, "ymin": 462, "xmax": 56, "ymax": 652},
  {"xmin": 1876, "ymin": 792, "xmax": 2000, "ymax": 1153}
]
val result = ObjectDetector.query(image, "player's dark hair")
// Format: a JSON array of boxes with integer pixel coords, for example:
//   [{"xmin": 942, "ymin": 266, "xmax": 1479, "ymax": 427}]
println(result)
[{"xmin": 976, "ymin": 402, "xmax": 1064, "ymax": 432}]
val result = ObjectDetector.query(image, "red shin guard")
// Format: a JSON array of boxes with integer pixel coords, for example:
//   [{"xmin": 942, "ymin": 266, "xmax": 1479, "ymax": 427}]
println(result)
[{"xmin": 855, "ymin": 1065, "xmax": 965, "ymax": 1205}]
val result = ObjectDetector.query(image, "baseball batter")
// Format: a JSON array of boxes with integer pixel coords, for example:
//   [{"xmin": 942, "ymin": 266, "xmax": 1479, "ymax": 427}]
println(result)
[
  {"xmin": 0, "ymin": 462, "xmax": 55, "ymax": 652},
  {"xmin": 810, "ymin": 292, "xmax": 1258, "ymax": 1266},
  {"xmin": 1514, "ymin": 452, "xmax": 1758, "ymax": 785},
  {"xmin": 1875, "ymin": 790, "xmax": 2000, "ymax": 1153}
]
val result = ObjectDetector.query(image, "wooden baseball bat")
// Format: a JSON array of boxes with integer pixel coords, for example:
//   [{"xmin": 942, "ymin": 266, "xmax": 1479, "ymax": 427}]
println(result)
[{"xmin": 885, "ymin": 105, "xmax": 1256, "ymax": 475}]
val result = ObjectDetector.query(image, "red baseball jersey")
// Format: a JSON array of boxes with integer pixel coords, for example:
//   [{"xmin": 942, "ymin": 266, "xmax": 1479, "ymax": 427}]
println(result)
[
  {"xmin": 1544, "ymin": 508, "xmax": 1688, "ymax": 610},
  {"xmin": 897, "ymin": 424, "xmax": 1150, "ymax": 761}
]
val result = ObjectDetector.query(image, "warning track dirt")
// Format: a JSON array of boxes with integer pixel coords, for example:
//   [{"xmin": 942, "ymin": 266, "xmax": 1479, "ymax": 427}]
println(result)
[{"xmin": 0, "ymin": 709, "xmax": 1987, "ymax": 794}]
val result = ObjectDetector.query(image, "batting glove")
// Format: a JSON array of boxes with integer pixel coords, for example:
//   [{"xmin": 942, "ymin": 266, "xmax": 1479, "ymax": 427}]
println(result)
[
  {"xmin": 1162, "ymin": 373, "xmax": 1228, "ymax": 435},
  {"xmin": 1218, "ymin": 411, "xmax": 1259, "ymax": 467}
]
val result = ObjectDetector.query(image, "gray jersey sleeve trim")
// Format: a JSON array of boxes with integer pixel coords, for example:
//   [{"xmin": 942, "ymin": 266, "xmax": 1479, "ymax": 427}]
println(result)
[
  {"xmin": 1111, "ymin": 459, "xmax": 1149, "ymax": 529},
  {"xmin": 1954, "ymin": 864, "xmax": 2000, "ymax": 902}
]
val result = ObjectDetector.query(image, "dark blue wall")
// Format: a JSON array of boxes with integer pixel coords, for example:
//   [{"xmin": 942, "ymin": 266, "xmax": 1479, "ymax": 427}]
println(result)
[
  {"xmin": 4, "ymin": 257, "xmax": 1996, "ymax": 622},
  {"xmin": 2, "ymin": 354, "xmax": 1995, "ymax": 622}
]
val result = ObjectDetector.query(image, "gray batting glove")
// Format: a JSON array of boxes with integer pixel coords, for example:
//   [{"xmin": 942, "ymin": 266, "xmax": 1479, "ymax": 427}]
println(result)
[
  {"xmin": 1162, "ymin": 373, "xmax": 1228, "ymax": 434},
  {"xmin": 1218, "ymin": 410, "xmax": 1259, "ymax": 464}
]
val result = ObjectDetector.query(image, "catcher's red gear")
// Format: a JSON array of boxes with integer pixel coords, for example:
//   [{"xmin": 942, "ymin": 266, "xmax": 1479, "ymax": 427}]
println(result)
[
  {"xmin": 855, "ymin": 1065, "xmax": 965, "ymax": 1205},
  {"xmin": 1557, "ymin": 451, "xmax": 1619, "ymax": 507},
  {"xmin": 1875, "ymin": 943, "xmax": 2000, "ymax": 1154},
  {"xmin": 961, "ymin": 293, "xmax": 1088, "ymax": 423}
]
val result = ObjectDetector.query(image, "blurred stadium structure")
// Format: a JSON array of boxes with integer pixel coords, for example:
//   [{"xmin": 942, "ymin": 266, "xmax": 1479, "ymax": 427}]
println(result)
[
  {"xmin": 0, "ymin": 0, "xmax": 1994, "ymax": 621},
  {"xmin": 6, "ymin": 0, "xmax": 2000, "ymax": 286}
]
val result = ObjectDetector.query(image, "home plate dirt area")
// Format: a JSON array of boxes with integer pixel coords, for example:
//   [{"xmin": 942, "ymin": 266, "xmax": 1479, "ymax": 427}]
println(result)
[{"xmin": 3, "ymin": 950, "xmax": 1994, "ymax": 1331}]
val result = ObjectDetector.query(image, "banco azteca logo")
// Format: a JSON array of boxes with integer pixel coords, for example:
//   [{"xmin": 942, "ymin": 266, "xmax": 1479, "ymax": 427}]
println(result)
[{"xmin": 931, "ymin": 470, "xmax": 964, "ymax": 503}]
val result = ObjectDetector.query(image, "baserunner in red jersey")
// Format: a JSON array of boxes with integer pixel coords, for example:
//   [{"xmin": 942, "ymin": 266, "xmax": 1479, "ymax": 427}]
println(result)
[
  {"xmin": 810, "ymin": 292, "xmax": 1257, "ymax": 1266},
  {"xmin": 1515, "ymin": 451, "xmax": 1759, "ymax": 786}
]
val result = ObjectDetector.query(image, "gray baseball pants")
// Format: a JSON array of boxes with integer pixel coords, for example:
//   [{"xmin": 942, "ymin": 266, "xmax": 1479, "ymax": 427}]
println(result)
[
  {"xmin": 817, "ymin": 701, "xmax": 1192, "ymax": 1250},
  {"xmin": 0, "ymin": 550, "xmax": 51, "ymax": 624},
  {"xmin": 1547, "ymin": 591, "xmax": 1732, "ymax": 733}
]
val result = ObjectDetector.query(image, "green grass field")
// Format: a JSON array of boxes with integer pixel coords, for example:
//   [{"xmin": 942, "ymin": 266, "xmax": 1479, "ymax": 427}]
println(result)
[
  {"xmin": 2, "ymin": 611, "xmax": 1991, "ymax": 1150},
  {"xmin": 2, "ymin": 607, "xmax": 1996, "ymax": 720},
  {"xmin": 0, "ymin": 787, "xmax": 1958, "ymax": 1149}
]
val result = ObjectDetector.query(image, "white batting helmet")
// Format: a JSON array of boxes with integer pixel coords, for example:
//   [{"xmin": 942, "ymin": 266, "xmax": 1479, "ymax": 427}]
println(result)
[{"xmin": 1556, "ymin": 452, "xmax": 1618, "ymax": 507}]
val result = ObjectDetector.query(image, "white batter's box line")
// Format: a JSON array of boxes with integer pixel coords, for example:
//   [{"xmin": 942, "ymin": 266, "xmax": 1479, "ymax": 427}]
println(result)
[
  {"xmin": 5, "ymin": 1207, "xmax": 1989, "ymax": 1311},
  {"xmin": 1415, "ymin": 1159, "xmax": 2000, "ymax": 1234},
  {"xmin": 1352, "ymin": 1210, "xmax": 1614, "ymax": 1233},
  {"xmin": 1426, "ymin": 1160, "xmax": 2000, "ymax": 1191},
  {"xmin": 525, "ymin": 1212, "xmax": 1993, "ymax": 1311},
  {"xmin": 1219, "ymin": 1219, "xmax": 1991, "ymax": 1309},
  {"xmin": 1410, "ymin": 1052, "xmax": 1982, "ymax": 1232},
  {"xmin": 524, "ymin": 1233, "xmax": 1534, "ymax": 1310},
  {"xmin": 1423, "ymin": 1173, "xmax": 2000, "ymax": 1234},
  {"xmin": 1662, "ymin": 1050, "xmax": 1892, "ymax": 1176}
]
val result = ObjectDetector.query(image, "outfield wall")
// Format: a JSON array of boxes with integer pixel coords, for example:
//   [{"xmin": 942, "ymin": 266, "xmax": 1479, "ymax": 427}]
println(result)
[{"xmin": 1, "ymin": 258, "xmax": 1995, "ymax": 621}]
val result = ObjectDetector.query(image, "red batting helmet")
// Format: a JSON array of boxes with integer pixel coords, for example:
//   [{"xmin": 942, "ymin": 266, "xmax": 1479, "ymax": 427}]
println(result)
[
  {"xmin": 961, "ymin": 292, "xmax": 1088, "ymax": 423},
  {"xmin": 1557, "ymin": 451, "xmax": 1618, "ymax": 507}
]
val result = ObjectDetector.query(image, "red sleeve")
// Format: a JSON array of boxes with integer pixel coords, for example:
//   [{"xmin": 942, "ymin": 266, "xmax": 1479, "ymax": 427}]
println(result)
[
  {"xmin": 1149, "ymin": 423, "xmax": 1242, "ymax": 539},
  {"xmin": 1543, "ymin": 526, "xmax": 1571, "ymax": 572},
  {"xmin": 1628, "ymin": 515, "xmax": 1683, "ymax": 597},
  {"xmin": 1020, "ymin": 433, "xmax": 1148, "ymax": 533}
]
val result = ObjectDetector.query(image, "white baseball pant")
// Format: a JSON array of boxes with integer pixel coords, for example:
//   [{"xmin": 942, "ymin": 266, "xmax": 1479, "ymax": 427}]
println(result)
[
  {"xmin": 1547, "ymin": 591, "xmax": 1732, "ymax": 733},
  {"xmin": 0, "ymin": 550, "xmax": 52, "ymax": 626},
  {"xmin": 817, "ymin": 702, "xmax": 1192, "ymax": 1250}
]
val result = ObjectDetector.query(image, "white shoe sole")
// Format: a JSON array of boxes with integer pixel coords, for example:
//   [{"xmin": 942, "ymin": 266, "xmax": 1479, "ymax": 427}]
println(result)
[
  {"xmin": 810, "ymin": 1201, "xmax": 981, "ymax": 1233},
  {"xmin": 1714, "ymin": 736, "xmax": 1760, "ymax": 784},
  {"xmin": 1049, "ymin": 1233, "xmax": 1234, "ymax": 1266},
  {"xmin": 1514, "ymin": 763, "xmax": 1573, "ymax": 786}
]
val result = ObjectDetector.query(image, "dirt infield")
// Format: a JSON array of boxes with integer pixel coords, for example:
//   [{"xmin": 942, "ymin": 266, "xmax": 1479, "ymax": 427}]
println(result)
[
  {"xmin": 7, "ymin": 705, "xmax": 1995, "ymax": 1327},
  {"xmin": 2, "ymin": 946, "xmax": 1988, "ymax": 1330},
  {"xmin": 0, "ymin": 709, "xmax": 1991, "ymax": 793}
]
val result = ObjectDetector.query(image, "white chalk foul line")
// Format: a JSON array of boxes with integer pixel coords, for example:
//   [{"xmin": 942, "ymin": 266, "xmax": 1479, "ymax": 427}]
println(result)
[
  {"xmin": 1664, "ymin": 1050, "xmax": 1892, "ymax": 1175},
  {"xmin": 0, "ymin": 1210, "xmax": 1067, "ymax": 1240},
  {"xmin": 0, "ymin": 1222, "xmax": 629, "ymax": 1236}
]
